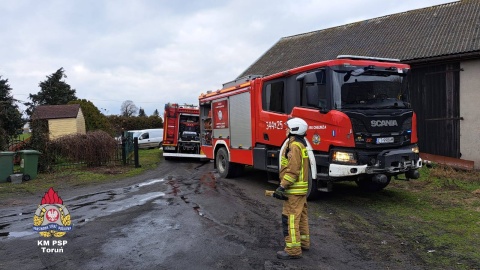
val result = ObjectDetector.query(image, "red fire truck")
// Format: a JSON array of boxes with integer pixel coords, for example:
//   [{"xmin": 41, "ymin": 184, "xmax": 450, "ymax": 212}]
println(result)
[
  {"xmin": 199, "ymin": 55, "xmax": 422, "ymax": 198},
  {"xmin": 162, "ymin": 103, "xmax": 205, "ymax": 159}
]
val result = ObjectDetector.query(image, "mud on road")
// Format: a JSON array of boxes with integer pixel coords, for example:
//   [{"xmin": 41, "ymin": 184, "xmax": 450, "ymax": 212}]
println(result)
[{"xmin": 0, "ymin": 159, "xmax": 427, "ymax": 270}]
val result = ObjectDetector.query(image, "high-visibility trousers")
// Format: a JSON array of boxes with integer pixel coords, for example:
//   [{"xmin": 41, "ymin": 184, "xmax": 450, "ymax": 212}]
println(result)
[{"xmin": 282, "ymin": 194, "xmax": 310, "ymax": 256}]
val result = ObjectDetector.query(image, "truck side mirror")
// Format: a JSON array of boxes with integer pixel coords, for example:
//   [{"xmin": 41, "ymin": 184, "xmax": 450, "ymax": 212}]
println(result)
[
  {"xmin": 306, "ymin": 85, "xmax": 319, "ymax": 107},
  {"xmin": 296, "ymin": 73, "xmax": 306, "ymax": 81}
]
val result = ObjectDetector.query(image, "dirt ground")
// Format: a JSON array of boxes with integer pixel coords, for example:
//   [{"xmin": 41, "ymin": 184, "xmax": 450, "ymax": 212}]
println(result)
[{"xmin": 0, "ymin": 159, "xmax": 430, "ymax": 270}]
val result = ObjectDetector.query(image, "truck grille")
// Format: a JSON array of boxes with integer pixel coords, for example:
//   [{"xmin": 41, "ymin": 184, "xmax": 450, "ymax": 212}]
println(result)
[{"xmin": 351, "ymin": 117, "xmax": 412, "ymax": 149}]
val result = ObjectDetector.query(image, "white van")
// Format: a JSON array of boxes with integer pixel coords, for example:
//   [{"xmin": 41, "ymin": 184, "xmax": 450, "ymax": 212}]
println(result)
[{"xmin": 135, "ymin": 129, "xmax": 164, "ymax": 149}]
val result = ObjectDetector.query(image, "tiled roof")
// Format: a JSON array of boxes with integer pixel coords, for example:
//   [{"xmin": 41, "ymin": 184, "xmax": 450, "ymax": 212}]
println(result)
[
  {"xmin": 239, "ymin": 0, "xmax": 480, "ymax": 78},
  {"xmin": 31, "ymin": 104, "xmax": 81, "ymax": 120}
]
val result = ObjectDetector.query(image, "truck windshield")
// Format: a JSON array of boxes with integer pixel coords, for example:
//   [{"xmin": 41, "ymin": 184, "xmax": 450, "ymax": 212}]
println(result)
[{"xmin": 332, "ymin": 67, "xmax": 410, "ymax": 110}]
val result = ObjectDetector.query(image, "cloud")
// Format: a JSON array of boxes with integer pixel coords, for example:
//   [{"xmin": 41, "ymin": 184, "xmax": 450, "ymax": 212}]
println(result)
[{"xmin": 0, "ymin": 0, "xmax": 455, "ymax": 116}]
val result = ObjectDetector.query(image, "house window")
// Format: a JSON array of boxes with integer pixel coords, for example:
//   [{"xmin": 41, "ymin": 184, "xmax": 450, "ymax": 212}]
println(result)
[{"xmin": 263, "ymin": 81, "xmax": 285, "ymax": 113}]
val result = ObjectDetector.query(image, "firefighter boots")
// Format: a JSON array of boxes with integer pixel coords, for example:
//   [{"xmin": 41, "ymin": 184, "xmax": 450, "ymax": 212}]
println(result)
[{"xmin": 276, "ymin": 250, "xmax": 302, "ymax": 260}]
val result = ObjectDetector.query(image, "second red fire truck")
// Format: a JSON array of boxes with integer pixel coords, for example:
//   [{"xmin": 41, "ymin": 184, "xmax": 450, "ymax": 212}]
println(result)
[
  {"xmin": 198, "ymin": 55, "xmax": 422, "ymax": 199},
  {"xmin": 162, "ymin": 103, "xmax": 205, "ymax": 159}
]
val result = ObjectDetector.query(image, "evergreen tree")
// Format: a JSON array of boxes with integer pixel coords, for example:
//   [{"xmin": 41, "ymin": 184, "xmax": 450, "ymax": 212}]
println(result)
[
  {"xmin": 152, "ymin": 109, "xmax": 160, "ymax": 117},
  {"xmin": 25, "ymin": 68, "xmax": 77, "ymax": 116},
  {"xmin": 0, "ymin": 76, "xmax": 25, "ymax": 150},
  {"xmin": 138, "ymin": 107, "xmax": 146, "ymax": 117}
]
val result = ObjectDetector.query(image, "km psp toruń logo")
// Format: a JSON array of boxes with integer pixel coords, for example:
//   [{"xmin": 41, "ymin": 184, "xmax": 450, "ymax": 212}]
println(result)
[{"xmin": 33, "ymin": 187, "xmax": 73, "ymax": 237}]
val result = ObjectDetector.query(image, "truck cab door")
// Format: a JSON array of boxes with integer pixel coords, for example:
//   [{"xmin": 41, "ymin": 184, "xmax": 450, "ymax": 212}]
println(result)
[{"xmin": 257, "ymin": 79, "xmax": 289, "ymax": 146}]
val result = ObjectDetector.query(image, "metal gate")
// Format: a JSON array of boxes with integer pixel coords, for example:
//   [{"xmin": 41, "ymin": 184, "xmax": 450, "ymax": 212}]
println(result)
[
  {"xmin": 122, "ymin": 131, "xmax": 135, "ymax": 164},
  {"xmin": 409, "ymin": 63, "xmax": 461, "ymax": 158}
]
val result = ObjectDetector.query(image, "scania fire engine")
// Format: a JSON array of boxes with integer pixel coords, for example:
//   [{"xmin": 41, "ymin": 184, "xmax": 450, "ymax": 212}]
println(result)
[
  {"xmin": 198, "ymin": 55, "xmax": 422, "ymax": 199},
  {"xmin": 162, "ymin": 103, "xmax": 205, "ymax": 159}
]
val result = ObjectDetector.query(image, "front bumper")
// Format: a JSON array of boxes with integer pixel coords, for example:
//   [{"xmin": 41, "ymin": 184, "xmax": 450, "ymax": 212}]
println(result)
[
  {"xmin": 329, "ymin": 147, "xmax": 422, "ymax": 178},
  {"xmin": 367, "ymin": 148, "xmax": 422, "ymax": 174}
]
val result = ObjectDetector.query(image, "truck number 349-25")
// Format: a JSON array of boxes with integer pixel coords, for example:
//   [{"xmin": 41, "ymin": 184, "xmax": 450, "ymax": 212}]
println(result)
[{"xmin": 266, "ymin": 121, "xmax": 284, "ymax": 130}]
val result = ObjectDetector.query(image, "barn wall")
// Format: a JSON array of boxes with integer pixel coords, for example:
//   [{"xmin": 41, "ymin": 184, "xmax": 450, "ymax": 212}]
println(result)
[
  {"xmin": 409, "ymin": 63, "xmax": 460, "ymax": 159},
  {"xmin": 460, "ymin": 59, "xmax": 480, "ymax": 169}
]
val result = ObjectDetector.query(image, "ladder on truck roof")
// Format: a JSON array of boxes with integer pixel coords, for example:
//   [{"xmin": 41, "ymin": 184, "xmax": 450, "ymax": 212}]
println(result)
[
  {"xmin": 166, "ymin": 103, "xmax": 199, "ymax": 114},
  {"xmin": 337, "ymin": 55, "xmax": 401, "ymax": 62},
  {"xmin": 222, "ymin": 74, "xmax": 262, "ymax": 89}
]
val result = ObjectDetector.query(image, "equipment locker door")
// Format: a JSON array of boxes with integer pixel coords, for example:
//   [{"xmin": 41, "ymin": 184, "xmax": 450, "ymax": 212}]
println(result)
[{"xmin": 229, "ymin": 92, "xmax": 252, "ymax": 149}]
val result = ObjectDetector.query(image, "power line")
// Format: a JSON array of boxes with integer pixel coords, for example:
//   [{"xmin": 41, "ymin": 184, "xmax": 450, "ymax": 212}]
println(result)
[{"xmin": 87, "ymin": 98, "xmax": 163, "ymax": 104}]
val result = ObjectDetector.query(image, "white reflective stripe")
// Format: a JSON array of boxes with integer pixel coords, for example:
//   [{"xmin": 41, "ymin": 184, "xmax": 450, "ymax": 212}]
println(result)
[
  {"xmin": 286, "ymin": 214, "xmax": 301, "ymax": 247},
  {"xmin": 286, "ymin": 242, "xmax": 301, "ymax": 247},
  {"xmin": 162, "ymin": 153, "xmax": 206, "ymax": 158},
  {"xmin": 301, "ymin": 235, "xmax": 309, "ymax": 240},
  {"xmin": 304, "ymin": 139, "xmax": 317, "ymax": 180},
  {"xmin": 329, "ymin": 164, "xmax": 367, "ymax": 177},
  {"xmin": 289, "ymin": 214, "xmax": 296, "ymax": 244}
]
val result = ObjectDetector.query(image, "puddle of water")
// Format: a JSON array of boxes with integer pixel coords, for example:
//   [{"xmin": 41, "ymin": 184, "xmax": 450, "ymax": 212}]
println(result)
[
  {"xmin": 0, "ymin": 212, "xmax": 31, "ymax": 219},
  {"xmin": 1, "ymin": 230, "xmax": 37, "ymax": 238},
  {"xmin": 70, "ymin": 197, "xmax": 115, "ymax": 211},
  {"xmin": 106, "ymin": 192, "xmax": 165, "ymax": 213},
  {"xmin": 67, "ymin": 190, "xmax": 110, "ymax": 201},
  {"xmin": 139, "ymin": 192, "xmax": 166, "ymax": 202},
  {"xmin": 69, "ymin": 178, "xmax": 165, "ymax": 210},
  {"xmin": 8, "ymin": 231, "xmax": 36, "ymax": 238},
  {"xmin": 1, "ymin": 178, "xmax": 168, "ymax": 238},
  {"xmin": 73, "ymin": 191, "xmax": 165, "ymax": 226},
  {"xmin": 152, "ymin": 200, "xmax": 170, "ymax": 206},
  {"xmin": 136, "ymin": 179, "xmax": 164, "ymax": 187}
]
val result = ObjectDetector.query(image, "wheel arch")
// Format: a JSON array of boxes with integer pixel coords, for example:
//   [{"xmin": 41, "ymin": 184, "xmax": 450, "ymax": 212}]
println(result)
[{"xmin": 213, "ymin": 140, "xmax": 229, "ymax": 169}]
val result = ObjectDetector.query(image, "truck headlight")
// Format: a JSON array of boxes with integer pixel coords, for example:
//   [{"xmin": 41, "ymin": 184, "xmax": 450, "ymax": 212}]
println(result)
[
  {"xmin": 412, "ymin": 145, "xmax": 420, "ymax": 154},
  {"xmin": 332, "ymin": 151, "xmax": 357, "ymax": 164}
]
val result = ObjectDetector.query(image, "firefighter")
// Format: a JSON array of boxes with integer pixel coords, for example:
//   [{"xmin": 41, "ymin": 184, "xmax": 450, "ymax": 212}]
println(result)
[{"xmin": 273, "ymin": 117, "xmax": 310, "ymax": 260}]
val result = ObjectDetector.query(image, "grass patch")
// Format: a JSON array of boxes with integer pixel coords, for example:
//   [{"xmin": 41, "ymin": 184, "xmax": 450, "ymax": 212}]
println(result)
[
  {"xmin": 329, "ymin": 166, "xmax": 480, "ymax": 269},
  {"xmin": 0, "ymin": 149, "xmax": 162, "ymax": 199},
  {"xmin": 385, "ymin": 167, "xmax": 480, "ymax": 268},
  {"xmin": 17, "ymin": 133, "xmax": 31, "ymax": 141}
]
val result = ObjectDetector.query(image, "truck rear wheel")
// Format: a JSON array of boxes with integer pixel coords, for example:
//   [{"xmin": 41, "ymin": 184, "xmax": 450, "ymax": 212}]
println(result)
[{"xmin": 216, "ymin": 147, "xmax": 242, "ymax": 178}]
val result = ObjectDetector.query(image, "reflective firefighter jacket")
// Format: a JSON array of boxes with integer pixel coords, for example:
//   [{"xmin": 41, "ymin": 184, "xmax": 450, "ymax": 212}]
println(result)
[{"xmin": 280, "ymin": 136, "xmax": 309, "ymax": 195}]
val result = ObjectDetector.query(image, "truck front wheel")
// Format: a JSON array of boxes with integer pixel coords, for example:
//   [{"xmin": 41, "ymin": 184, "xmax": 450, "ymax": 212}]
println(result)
[{"xmin": 307, "ymin": 168, "xmax": 320, "ymax": 200}]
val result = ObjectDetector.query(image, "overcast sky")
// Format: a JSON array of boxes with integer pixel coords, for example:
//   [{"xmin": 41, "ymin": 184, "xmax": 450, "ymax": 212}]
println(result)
[{"xmin": 0, "ymin": 0, "xmax": 455, "ymax": 116}]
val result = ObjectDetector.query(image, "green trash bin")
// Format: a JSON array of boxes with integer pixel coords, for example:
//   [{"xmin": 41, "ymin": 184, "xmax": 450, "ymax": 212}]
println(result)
[
  {"xmin": 0, "ymin": 151, "xmax": 15, "ymax": 183},
  {"xmin": 18, "ymin": 150, "xmax": 42, "ymax": 181}
]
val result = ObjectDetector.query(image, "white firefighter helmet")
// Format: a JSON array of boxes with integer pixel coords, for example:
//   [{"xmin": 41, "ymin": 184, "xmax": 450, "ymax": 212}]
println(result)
[{"xmin": 286, "ymin": 118, "xmax": 308, "ymax": 135}]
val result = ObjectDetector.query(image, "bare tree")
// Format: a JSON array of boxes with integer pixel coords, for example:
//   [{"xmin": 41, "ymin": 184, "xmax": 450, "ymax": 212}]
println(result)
[{"xmin": 120, "ymin": 100, "xmax": 138, "ymax": 117}]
